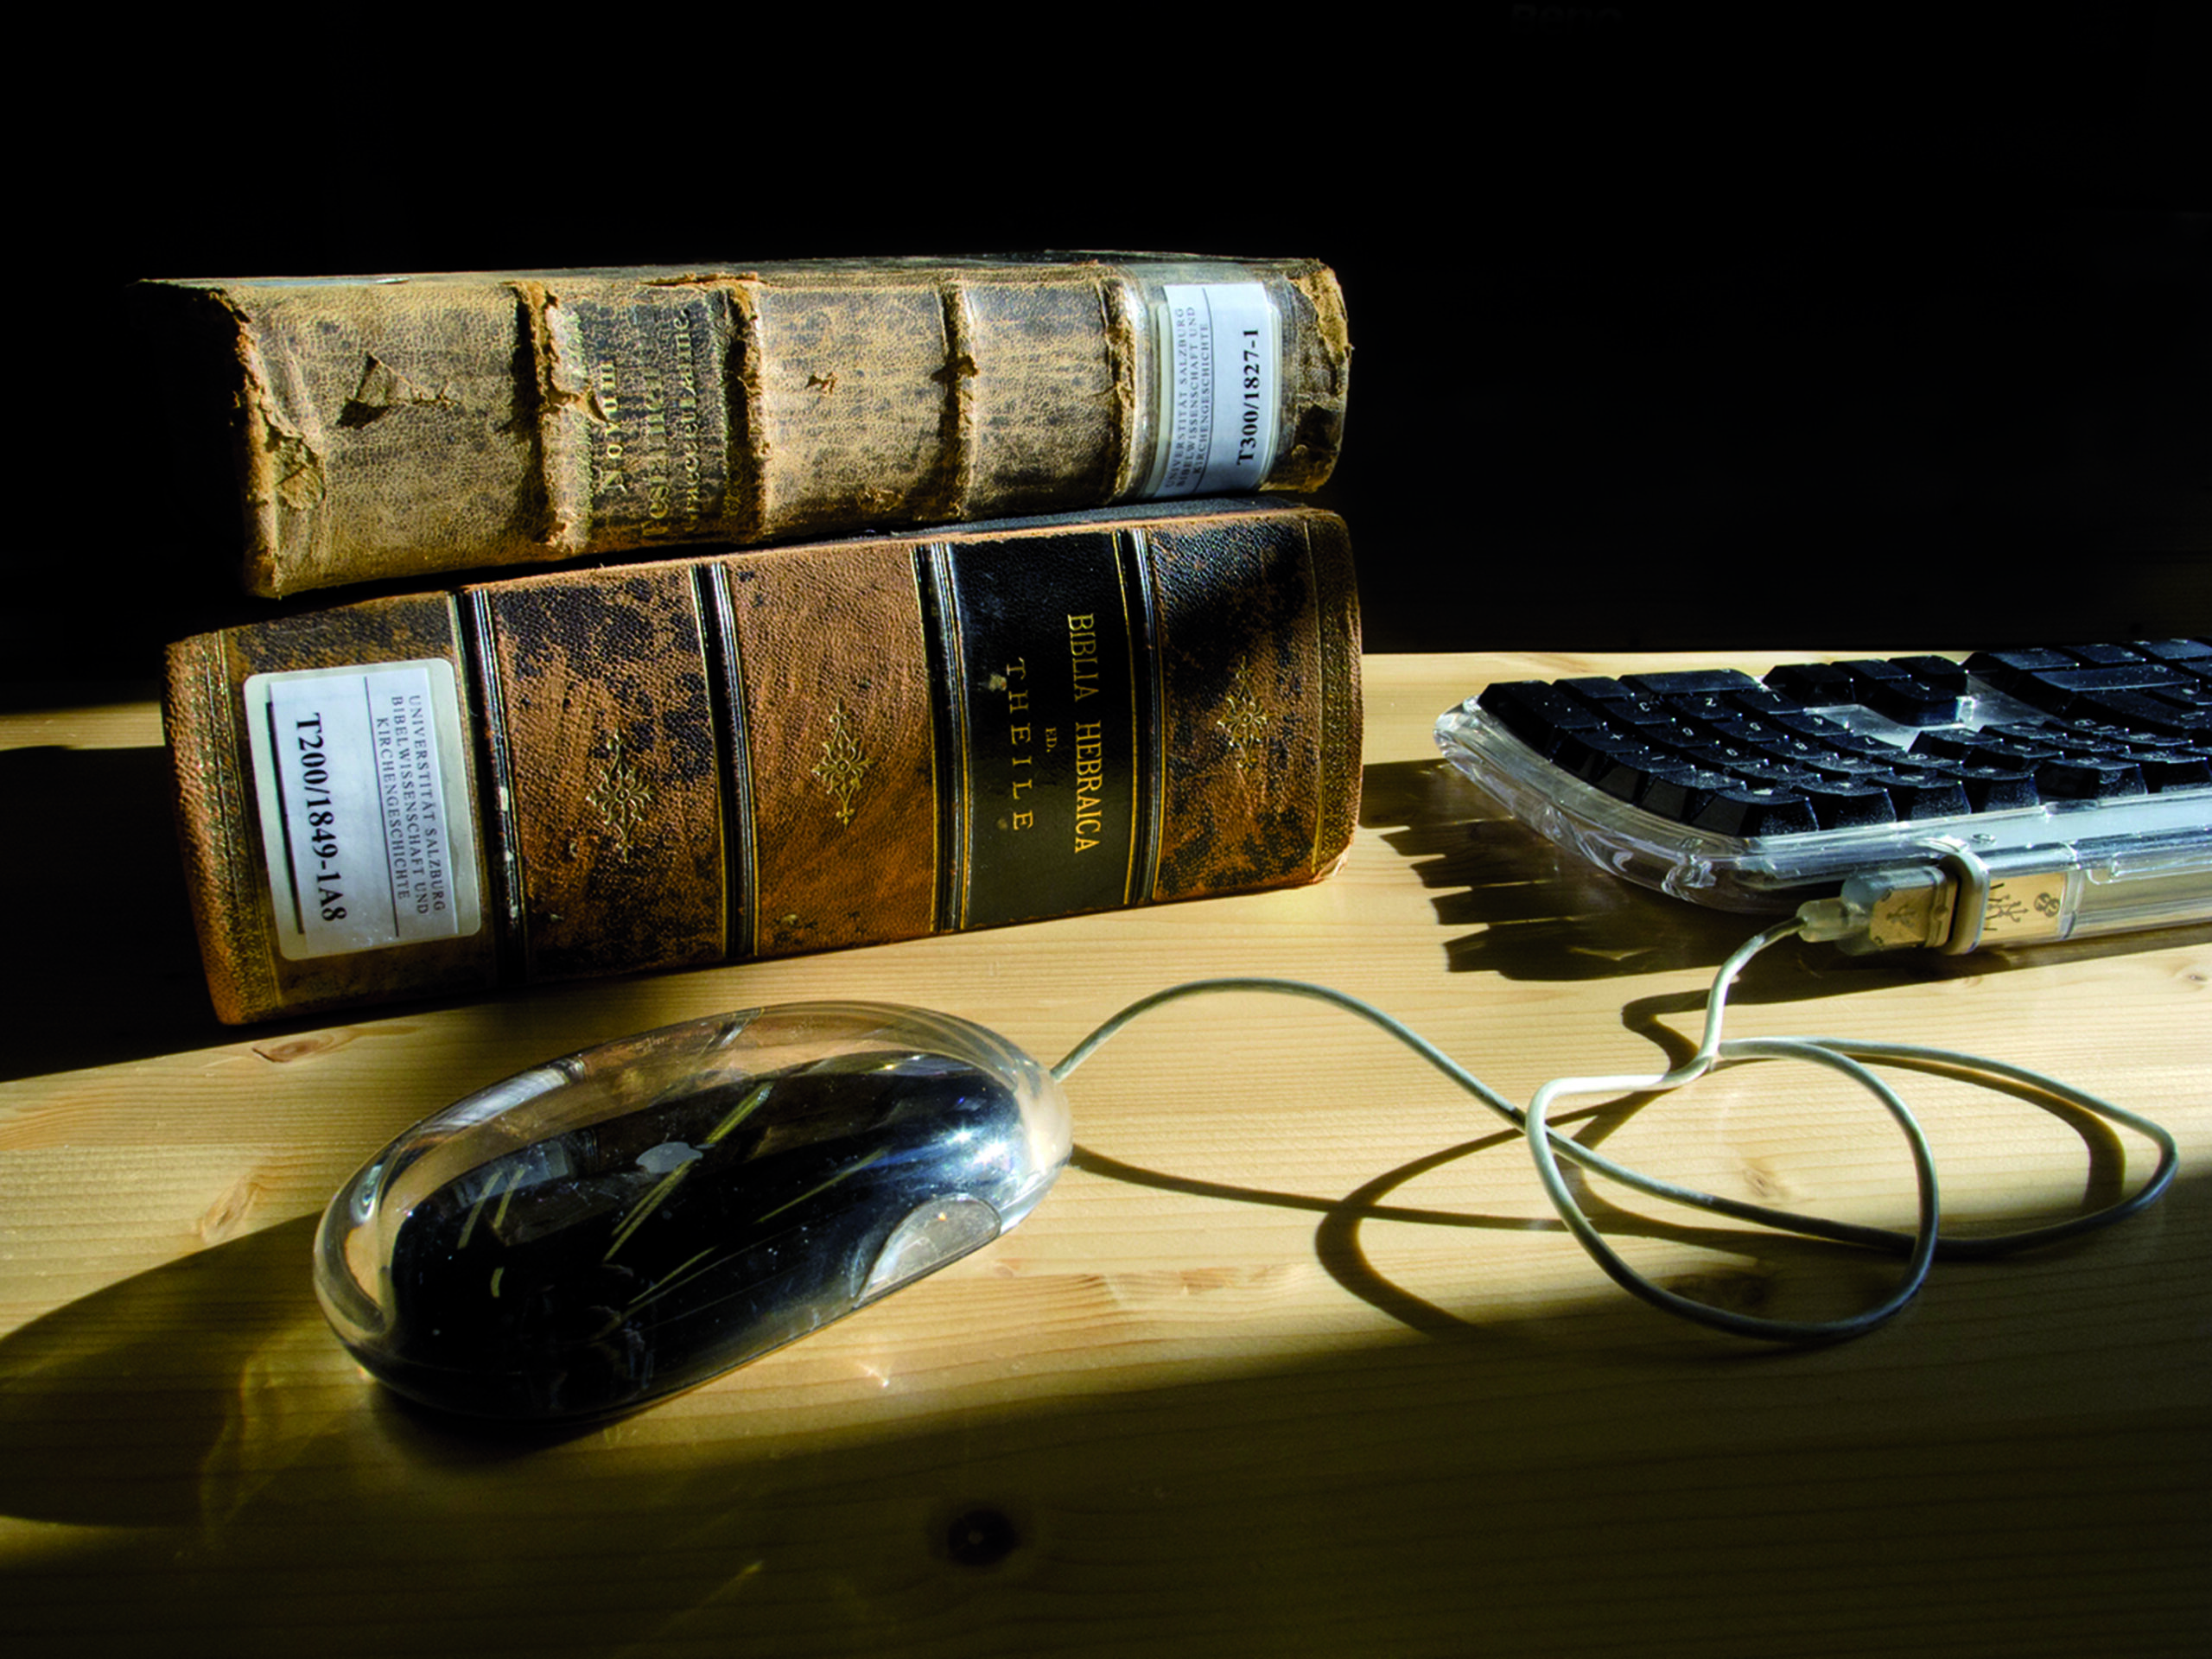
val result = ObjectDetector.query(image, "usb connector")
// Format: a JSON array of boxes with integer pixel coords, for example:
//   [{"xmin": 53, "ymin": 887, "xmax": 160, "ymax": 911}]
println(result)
[
  {"xmin": 1796, "ymin": 866, "xmax": 1963, "ymax": 954},
  {"xmin": 1796, "ymin": 836, "xmax": 2212, "ymax": 955}
]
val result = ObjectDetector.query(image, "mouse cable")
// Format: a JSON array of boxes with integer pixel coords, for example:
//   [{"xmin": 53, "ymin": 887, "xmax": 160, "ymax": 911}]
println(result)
[{"xmin": 1050, "ymin": 916, "xmax": 2179, "ymax": 1344}]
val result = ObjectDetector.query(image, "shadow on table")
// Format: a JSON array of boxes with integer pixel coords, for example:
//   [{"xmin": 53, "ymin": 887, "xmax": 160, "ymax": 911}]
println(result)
[
  {"xmin": 1, "ymin": 1154, "xmax": 2199, "ymax": 1656},
  {"xmin": 11, "ymin": 741, "xmax": 2202, "ymax": 1085},
  {"xmin": 0, "ymin": 744, "xmax": 236, "ymax": 1080},
  {"xmin": 1361, "ymin": 756, "xmax": 2212, "ymax": 995}
]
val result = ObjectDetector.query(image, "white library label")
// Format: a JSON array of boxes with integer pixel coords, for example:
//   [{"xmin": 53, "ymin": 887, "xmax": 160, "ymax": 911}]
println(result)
[
  {"xmin": 1147, "ymin": 283, "xmax": 1280, "ymax": 498},
  {"xmin": 244, "ymin": 660, "xmax": 482, "ymax": 960}
]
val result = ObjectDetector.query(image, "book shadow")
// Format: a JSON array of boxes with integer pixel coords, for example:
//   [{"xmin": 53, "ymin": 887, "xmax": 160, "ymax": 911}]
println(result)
[
  {"xmin": 16, "ymin": 748, "xmax": 2200, "ymax": 1084},
  {"xmin": 0, "ymin": 743, "xmax": 235, "ymax": 1080}
]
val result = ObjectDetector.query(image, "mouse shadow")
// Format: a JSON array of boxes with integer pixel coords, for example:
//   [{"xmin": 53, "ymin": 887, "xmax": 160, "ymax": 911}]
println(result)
[
  {"xmin": 0, "ymin": 1141, "xmax": 1852, "ymax": 1535},
  {"xmin": 0, "ymin": 1215, "xmax": 633, "ymax": 1530},
  {"xmin": 0, "ymin": 1076, "xmax": 1936, "ymax": 1535}
]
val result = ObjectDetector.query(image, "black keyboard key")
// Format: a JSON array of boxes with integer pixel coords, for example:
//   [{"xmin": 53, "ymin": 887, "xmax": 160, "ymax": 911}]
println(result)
[
  {"xmin": 1975, "ymin": 728, "xmax": 2075, "ymax": 765},
  {"xmin": 1590, "ymin": 753, "xmax": 1664, "ymax": 803},
  {"xmin": 1965, "ymin": 647, "xmax": 2079, "ymax": 692},
  {"xmin": 1732, "ymin": 762, "xmax": 1827, "ymax": 791},
  {"xmin": 1556, "ymin": 676, "xmax": 1635, "ymax": 702},
  {"xmin": 1907, "ymin": 729, "xmax": 1984, "ymax": 762},
  {"xmin": 2063, "ymin": 643, "xmax": 2149, "ymax": 666},
  {"xmin": 2067, "ymin": 688, "xmax": 2212, "ymax": 739},
  {"xmin": 1796, "ymin": 779, "xmax": 1899, "ymax": 829},
  {"xmin": 1689, "ymin": 786, "xmax": 1821, "ymax": 837},
  {"xmin": 1818, "ymin": 659, "xmax": 1954, "ymax": 726},
  {"xmin": 2134, "ymin": 750, "xmax": 2212, "ymax": 792},
  {"xmin": 2036, "ymin": 757, "xmax": 2146, "ymax": 800},
  {"xmin": 2033, "ymin": 664, "xmax": 2196, "ymax": 692},
  {"xmin": 1703, "ymin": 715, "xmax": 1805, "ymax": 747},
  {"xmin": 1800, "ymin": 752, "xmax": 1896, "ymax": 782},
  {"xmin": 1746, "ymin": 731, "xmax": 1846, "ymax": 767},
  {"xmin": 2005, "ymin": 664, "xmax": 2196, "ymax": 724},
  {"xmin": 1951, "ymin": 765, "xmax": 2040, "ymax": 811},
  {"xmin": 1860, "ymin": 677, "xmax": 1959, "ymax": 727},
  {"xmin": 1582, "ymin": 690, "xmax": 1678, "ymax": 726},
  {"xmin": 1636, "ymin": 766, "xmax": 1738, "ymax": 823},
  {"xmin": 2137, "ymin": 639, "xmax": 2212, "ymax": 667},
  {"xmin": 1662, "ymin": 692, "xmax": 1756, "ymax": 727},
  {"xmin": 1726, "ymin": 688, "xmax": 1803, "ymax": 718},
  {"xmin": 1552, "ymin": 730, "xmax": 1668, "ymax": 799},
  {"xmin": 1621, "ymin": 670, "xmax": 1765, "ymax": 697},
  {"xmin": 1771, "ymin": 710, "xmax": 1857, "ymax": 741},
  {"xmin": 1888, "ymin": 655, "xmax": 1969, "ymax": 695},
  {"xmin": 1764, "ymin": 662, "xmax": 1856, "ymax": 702},
  {"xmin": 1858, "ymin": 771, "xmax": 1974, "ymax": 820},
  {"xmin": 1477, "ymin": 681, "xmax": 1604, "ymax": 755}
]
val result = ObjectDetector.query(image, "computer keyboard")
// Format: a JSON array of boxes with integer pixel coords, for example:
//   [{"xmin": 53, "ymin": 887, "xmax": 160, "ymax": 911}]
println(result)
[{"xmin": 1435, "ymin": 643, "xmax": 2212, "ymax": 953}]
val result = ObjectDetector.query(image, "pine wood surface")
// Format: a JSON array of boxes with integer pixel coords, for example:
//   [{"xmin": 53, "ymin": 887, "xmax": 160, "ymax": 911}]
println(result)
[{"xmin": 3, "ymin": 654, "xmax": 2207, "ymax": 1658}]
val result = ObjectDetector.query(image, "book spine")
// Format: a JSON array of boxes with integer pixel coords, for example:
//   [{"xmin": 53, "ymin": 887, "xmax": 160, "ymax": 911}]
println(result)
[
  {"xmin": 166, "ymin": 503, "xmax": 1361, "ymax": 1023},
  {"xmin": 149, "ymin": 258, "xmax": 1351, "ymax": 598}
]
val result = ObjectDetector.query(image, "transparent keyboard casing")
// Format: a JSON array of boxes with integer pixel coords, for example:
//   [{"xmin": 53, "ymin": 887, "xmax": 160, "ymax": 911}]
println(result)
[{"xmin": 1436, "ymin": 651, "xmax": 2212, "ymax": 949}]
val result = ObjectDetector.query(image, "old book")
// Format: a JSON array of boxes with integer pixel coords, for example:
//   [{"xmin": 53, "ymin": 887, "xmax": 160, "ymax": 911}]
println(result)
[
  {"xmin": 138, "ymin": 255, "xmax": 1352, "ymax": 598},
  {"xmin": 165, "ymin": 499, "xmax": 1363, "ymax": 1024}
]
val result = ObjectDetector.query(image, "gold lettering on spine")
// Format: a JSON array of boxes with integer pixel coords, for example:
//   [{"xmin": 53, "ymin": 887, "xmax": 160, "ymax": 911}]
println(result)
[
  {"xmin": 641, "ymin": 351, "xmax": 670, "ymax": 524},
  {"xmin": 1067, "ymin": 613, "xmax": 1100, "ymax": 702},
  {"xmin": 1072, "ymin": 721, "xmax": 1104, "ymax": 851},
  {"xmin": 593, "ymin": 359, "xmax": 629, "ymax": 496},
  {"xmin": 1065, "ymin": 614, "xmax": 1110, "ymax": 852},
  {"xmin": 1001, "ymin": 658, "xmax": 1035, "ymax": 829},
  {"xmin": 592, "ymin": 302, "xmax": 709, "ymax": 534},
  {"xmin": 664, "ymin": 306, "xmax": 704, "ymax": 533}
]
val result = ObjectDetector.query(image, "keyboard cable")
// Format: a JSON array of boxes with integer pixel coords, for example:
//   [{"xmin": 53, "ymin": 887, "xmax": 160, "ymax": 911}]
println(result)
[{"xmin": 1052, "ymin": 907, "xmax": 2178, "ymax": 1345}]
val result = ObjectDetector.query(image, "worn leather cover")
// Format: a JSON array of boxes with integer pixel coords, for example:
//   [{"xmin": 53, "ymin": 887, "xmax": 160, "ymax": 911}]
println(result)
[
  {"xmin": 165, "ymin": 501, "xmax": 1362, "ymax": 1024},
  {"xmin": 138, "ymin": 257, "xmax": 1352, "ymax": 598},
  {"xmin": 163, "ymin": 594, "xmax": 505, "ymax": 1022}
]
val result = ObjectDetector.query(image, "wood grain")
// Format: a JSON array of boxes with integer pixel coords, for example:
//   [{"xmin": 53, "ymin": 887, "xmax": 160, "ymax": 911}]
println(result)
[{"xmin": 3, "ymin": 654, "xmax": 2206, "ymax": 1658}]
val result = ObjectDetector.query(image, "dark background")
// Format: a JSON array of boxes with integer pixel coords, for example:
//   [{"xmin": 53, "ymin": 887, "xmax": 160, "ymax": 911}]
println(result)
[{"xmin": 15, "ymin": 4, "xmax": 2206, "ymax": 695}]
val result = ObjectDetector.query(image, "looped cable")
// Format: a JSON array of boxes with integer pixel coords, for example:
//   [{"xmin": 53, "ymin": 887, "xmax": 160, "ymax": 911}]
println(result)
[{"xmin": 1052, "ymin": 918, "xmax": 2177, "ymax": 1344}]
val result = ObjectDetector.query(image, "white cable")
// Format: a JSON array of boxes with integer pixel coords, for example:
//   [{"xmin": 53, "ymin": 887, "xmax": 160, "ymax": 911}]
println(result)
[{"xmin": 1052, "ymin": 919, "xmax": 2178, "ymax": 1344}]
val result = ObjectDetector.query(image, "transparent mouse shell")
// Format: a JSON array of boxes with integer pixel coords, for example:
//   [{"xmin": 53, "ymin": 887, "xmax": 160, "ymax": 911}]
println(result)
[{"xmin": 314, "ymin": 1002, "xmax": 1072, "ymax": 1421}]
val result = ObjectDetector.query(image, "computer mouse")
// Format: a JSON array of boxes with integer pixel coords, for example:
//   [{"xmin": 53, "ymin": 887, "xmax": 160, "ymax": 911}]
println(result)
[{"xmin": 313, "ymin": 1001, "xmax": 1072, "ymax": 1422}]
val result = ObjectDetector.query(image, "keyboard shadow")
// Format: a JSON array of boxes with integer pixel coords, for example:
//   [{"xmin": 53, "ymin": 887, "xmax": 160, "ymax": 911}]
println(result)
[{"xmin": 1360, "ymin": 756, "xmax": 2212, "ymax": 994}]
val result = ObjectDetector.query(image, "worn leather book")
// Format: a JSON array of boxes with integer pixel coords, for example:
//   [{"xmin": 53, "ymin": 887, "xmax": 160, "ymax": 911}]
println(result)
[
  {"xmin": 165, "ymin": 499, "xmax": 1363, "ymax": 1023},
  {"xmin": 139, "ymin": 256, "xmax": 1351, "ymax": 598}
]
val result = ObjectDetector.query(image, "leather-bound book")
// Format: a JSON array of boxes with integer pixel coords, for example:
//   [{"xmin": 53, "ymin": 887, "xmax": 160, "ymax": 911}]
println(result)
[
  {"xmin": 138, "ymin": 256, "xmax": 1351, "ymax": 598},
  {"xmin": 164, "ymin": 500, "xmax": 1362, "ymax": 1024}
]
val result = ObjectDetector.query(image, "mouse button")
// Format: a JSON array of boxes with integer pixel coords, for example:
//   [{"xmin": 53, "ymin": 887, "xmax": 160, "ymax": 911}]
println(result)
[
  {"xmin": 862, "ymin": 1195, "xmax": 1004, "ymax": 1299},
  {"xmin": 767, "ymin": 1003, "xmax": 1073, "ymax": 1179},
  {"xmin": 735, "ymin": 1066, "xmax": 1011, "ymax": 1177}
]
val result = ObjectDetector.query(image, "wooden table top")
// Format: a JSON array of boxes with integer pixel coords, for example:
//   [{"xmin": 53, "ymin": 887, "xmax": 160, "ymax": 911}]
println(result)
[{"xmin": 3, "ymin": 653, "xmax": 2207, "ymax": 1657}]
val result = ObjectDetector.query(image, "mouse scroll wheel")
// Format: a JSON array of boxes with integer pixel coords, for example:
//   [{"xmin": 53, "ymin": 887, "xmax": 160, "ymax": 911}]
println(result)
[{"xmin": 863, "ymin": 1195, "xmax": 1002, "ymax": 1298}]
